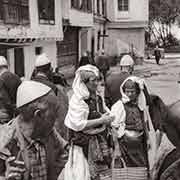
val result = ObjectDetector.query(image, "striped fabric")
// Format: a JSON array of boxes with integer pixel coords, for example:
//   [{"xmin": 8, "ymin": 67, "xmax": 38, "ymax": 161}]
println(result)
[
  {"xmin": 28, "ymin": 142, "xmax": 47, "ymax": 180},
  {"xmin": 112, "ymin": 167, "xmax": 148, "ymax": 180}
]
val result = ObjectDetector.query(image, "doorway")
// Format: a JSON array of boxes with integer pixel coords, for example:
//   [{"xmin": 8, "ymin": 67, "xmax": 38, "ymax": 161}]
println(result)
[{"xmin": 14, "ymin": 48, "xmax": 25, "ymax": 77}]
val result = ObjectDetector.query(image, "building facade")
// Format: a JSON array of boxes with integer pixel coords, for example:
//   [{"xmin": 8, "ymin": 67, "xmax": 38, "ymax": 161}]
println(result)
[
  {"xmin": 0, "ymin": 0, "xmax": 63, "ymax": 78},
  {"xmin": 106, "ymin": 0, "xmax": 149, "ymax": 57},
  {"xmin": 58, "ymin": 0, "xmax": 93, "ymax": 77},
  {"xmin": 0, "ymin": 0, "xmax": 148, "ymax": 78}
]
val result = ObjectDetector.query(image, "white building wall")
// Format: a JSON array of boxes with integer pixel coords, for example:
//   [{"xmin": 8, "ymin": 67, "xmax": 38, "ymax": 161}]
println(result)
[
  {"xmin": 105, "ymin": 28, "xmax": 145, "ymax": 56},
  {"xmin": 0, "ymin": 0, "xmax": 63, "ymax": 40},
  {"xmin": 61, "ymin": 0, "xmax": 70, "ymax": 19},
  {"xmin": 69, "ymin": 10, "xmax": 94, "ymax": 27},
  {"xmin": 8, "ymin": 49, "xmax": 15, "ymax": 73},
  {"xmin": 29, "ymin": 0, "xmax": 63, "ymax": 39},
  {"xmin": 107, "ymin": 0, "xmax": 148, "ymax": 22}
]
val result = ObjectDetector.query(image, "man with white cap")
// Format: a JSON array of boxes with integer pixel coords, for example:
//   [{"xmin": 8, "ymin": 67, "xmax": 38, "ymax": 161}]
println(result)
[
  {"xmin": 31, "ymin": 53, "xmax": 56, "ymax": 94},
  {"xmin": 0, "ymin": 80, "xmax": 68, "ymax": 180},
  {"xmin": 104, "ymin": 54, "xmax": 134, "ymax": 108},
  {"xmin": 0, "ymin": 56, "xmax": 21, "ymax": 124},
  {"xmin": 32, "ymin": 53, "xmax": 69, "ymax": 139}
]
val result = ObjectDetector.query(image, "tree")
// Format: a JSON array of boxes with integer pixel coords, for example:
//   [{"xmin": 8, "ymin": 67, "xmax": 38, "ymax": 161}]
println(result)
[{"xmin": 148, "ymin": 0, "xmax": 180, "ymax": 47}]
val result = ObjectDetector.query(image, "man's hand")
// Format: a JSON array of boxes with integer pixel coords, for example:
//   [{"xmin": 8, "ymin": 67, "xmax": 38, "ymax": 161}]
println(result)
[{"xmin": 5, "ymin": 156, "xmax": 25, "ymax": 180}]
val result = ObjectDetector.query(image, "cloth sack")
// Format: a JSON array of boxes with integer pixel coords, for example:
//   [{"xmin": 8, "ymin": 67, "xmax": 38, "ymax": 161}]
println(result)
[{"xmin": 64, "ymin": 145, "xmax": 90, "ymax": 180}]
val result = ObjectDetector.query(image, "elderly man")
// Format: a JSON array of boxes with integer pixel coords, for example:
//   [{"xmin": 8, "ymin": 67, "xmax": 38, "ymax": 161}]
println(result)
[
  {"xmin": 0, "ymin": 56, "xmax": 21, "ymax": 124},
  {"xmin": 0, "ymin": 80, "xmax": 68, "ymax": 180}
]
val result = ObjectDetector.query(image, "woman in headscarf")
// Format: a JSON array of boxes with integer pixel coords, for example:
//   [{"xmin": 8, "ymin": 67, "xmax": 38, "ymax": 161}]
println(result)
[
  {"xmin": 65, "ymin": 64, "xmax": 114, "ymax": 180},
  {"xmin": 111, "ymin": 76, "xmax": 156, "ymax": 179}
]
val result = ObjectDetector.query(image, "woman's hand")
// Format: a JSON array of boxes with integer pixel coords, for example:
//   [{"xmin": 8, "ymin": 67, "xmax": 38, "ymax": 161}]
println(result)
[
  {"xmin": 5, "ymin": 156, "xmax": 26, "ymax": 180},
  {"xmin": 100, "ymin": 113, "xmax": 115, "ymax": 125}
]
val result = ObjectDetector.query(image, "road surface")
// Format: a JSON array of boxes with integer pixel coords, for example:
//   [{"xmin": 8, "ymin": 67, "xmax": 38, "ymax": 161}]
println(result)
[{"xmin": 136, "ymin": 58, "xmax": 180, "ymax": 105}]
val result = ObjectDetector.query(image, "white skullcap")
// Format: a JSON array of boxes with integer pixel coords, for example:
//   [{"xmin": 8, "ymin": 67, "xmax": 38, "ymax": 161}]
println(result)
[
  {"xmin": 17, "ymin": 80, "xmax": 51, "ymax": 108},
  {"xmin": 35, "ymin": 53, "xmax": 51, "ymax": 67},
  {"xmin": 120, "ymin": 54, "xmax": 134, "ymax": 66},
  {"xmin": 0, "ymin": 56, "xmax": 8, "ymax": 66}
]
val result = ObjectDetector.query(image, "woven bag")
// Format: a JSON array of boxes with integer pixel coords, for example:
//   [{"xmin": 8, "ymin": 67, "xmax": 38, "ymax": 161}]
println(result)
[{"xmin": 112, "ymin": 157, "xmax": 148, "ymax": 180}]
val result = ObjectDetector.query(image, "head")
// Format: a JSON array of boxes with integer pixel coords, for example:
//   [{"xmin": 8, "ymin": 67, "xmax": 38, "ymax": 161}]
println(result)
[
  {"xmin": 16, "ymin": 81, "xmax": 58, "ymax": 139},
  {"xmin": 80, "ymin": 70, "xmax": 99, "ymax": 94},
  {"xmin": 122, "ymin": 79, "xmax": 140, "ymax": 102},
  {"xmin": 72, "ymin": 65, "xmax": 99, "ymax": 99},
  {"xmin": 35, "ymin": 53, "xmax": 53, "ymax": 80},
  {"xmin": 120, "ymin": 55, "xmax": 134, "ymax": 74},
  {"xmin": 0, "ymin": 56, "xmax": 8, "ymax": 70}
]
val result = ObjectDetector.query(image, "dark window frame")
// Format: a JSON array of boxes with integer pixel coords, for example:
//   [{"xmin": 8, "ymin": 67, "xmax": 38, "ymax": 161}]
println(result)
[
  {"xmin": 37, "ymin": 0, "xmax": 55, "ymax": 25},
  {"xmin": 102, "ymin": 0, "xmax": 105, "ymax": 16},
  {"xmin": 0, "ymin": 0, "xmax": 30, "ymax": 25},
  {"xmin": 97, "ymin": 0, "xmax": 100, "ymax": 15},
  {"xmin": 118, "ymin": 0, "xmax": 129, "ymax": 11}
]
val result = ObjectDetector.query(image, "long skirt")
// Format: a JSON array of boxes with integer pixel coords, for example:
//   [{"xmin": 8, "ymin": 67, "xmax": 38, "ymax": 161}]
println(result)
[{"xmin": 118, "ymin": 134, "xmax": 148, "ymax": 167}]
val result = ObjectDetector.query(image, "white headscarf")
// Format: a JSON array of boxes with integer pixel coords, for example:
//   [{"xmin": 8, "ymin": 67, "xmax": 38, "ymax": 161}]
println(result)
[
  {"xmin": 72, "ymin": 64, "xmax": 99, "ymax": 100},
  {"xmin": 65, "ymin": 65, "xmax": 99, "ymax": 131}
]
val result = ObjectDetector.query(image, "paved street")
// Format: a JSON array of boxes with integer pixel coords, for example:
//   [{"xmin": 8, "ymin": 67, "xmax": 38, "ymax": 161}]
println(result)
[{"xmin": 134, "ymin": 56, "xmax": 180, "ymax": 105}]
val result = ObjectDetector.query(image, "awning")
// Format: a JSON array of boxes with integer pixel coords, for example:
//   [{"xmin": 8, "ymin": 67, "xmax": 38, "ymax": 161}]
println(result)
[
  {"xmin": 0, "ymin": 38, "xmax": 36, "ymax": 49},
  {"xmin": 0, "ymin": 37, "xmax": 61, "ymax": 49}
]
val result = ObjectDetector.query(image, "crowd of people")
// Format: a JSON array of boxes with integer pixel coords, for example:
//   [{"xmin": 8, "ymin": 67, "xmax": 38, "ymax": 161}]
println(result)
[{"xmin": 0, "ymin": 50, "xmax": 176, "ymax": 180}]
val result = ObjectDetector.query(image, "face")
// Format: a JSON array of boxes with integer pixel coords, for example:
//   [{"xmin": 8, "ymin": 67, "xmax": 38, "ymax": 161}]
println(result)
[
  {"xmin": 85, "ymin": 74, "xmax": 99, "ymax": 94},
  {"xmin": 124, "ymin": 87, "xmax": 138, "ymax": 102},
  {"xmin": 33, "ymin": 93, "xmax": 58, "ymax": 138}
]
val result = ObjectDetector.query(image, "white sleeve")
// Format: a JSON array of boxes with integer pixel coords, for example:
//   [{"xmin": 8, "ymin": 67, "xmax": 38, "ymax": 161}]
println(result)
[
  {"xmin": 110, "ymin": 100, "xmax": 126, "ymax": 138},
  {"xmin": 64, "ymin": 95, "xmax": 89, "ymax": 132}
]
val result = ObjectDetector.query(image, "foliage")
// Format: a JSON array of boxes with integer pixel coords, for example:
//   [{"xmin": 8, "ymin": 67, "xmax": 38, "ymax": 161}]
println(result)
[{"xmin": 148, "ymin": 0, "xmax": 180, "ymax": 47}]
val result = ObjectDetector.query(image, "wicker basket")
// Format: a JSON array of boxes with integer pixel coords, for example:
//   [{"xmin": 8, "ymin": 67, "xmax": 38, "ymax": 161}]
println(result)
[{"xmin": 112, "ymin": 157, "xmax": 148, "ymax": 180}]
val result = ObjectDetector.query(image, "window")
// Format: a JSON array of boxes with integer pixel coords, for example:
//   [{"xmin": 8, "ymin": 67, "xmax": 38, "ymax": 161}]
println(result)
[
  {"xmin": 97, "ymin": 0, "xmax": 100, "ymax": 14},
  {"xmin": 71, "ymin": 0, "xmax": 92, "ymax": 13},
  {"xmin": 35, "ymin": 47, "xmax": 43, "ymax": 55},
  {"xmin": 102, "ymin": 0, "xmax": 105, "ymax": 16},
  {"xmin": 38, "ymin": 0, "xmax": 55, "ymax": 25},
  {"xmin": 118, "ymin": 0, "xmax": 128, "ymax": 11},
  {"xmin": 97, "ymin": 31, "xmax": 101, "ymax": 50},
  {"xmin": 0, "ymin": 0, "xmax": 29, "ymax": 25}
]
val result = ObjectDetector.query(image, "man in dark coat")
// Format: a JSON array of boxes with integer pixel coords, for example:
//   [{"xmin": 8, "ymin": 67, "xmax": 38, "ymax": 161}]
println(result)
[
  {"xmin": 31, "ymin": 53, "xmax": 68, "ymax": 139},
  {"xmin": 95, "ymin": 50, "xmax": 110, "ymax": 82},
  {"xmin": 104, "ymin": 54, "xmax": 134, "ymax": 108},
  {"xmin": 0, "ymin": 56, "xmax": 21, "ymax": 124}
]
